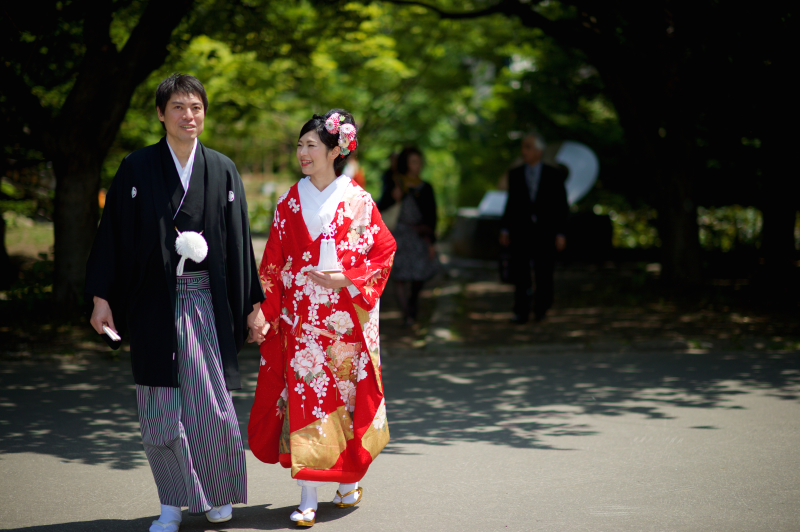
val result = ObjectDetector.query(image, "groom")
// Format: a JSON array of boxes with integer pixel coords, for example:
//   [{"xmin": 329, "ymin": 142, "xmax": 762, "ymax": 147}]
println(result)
[{"xmin": 86, "ymin": 74, "xmax": 267, "ymax": 531}]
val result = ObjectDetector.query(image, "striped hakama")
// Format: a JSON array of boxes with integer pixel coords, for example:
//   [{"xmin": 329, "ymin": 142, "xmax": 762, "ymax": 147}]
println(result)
[{"xmin": 136, "ymin": 271, "xmax": 247, "ymax": 513}]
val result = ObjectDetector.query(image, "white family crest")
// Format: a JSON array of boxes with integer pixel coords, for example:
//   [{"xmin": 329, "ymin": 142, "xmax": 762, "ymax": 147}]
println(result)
[
  {"xmin": 131, "ymin": 186, "xmax": 137, "ymax": 198},
  {"xmin": 228, "ymin": 190, "xmax": 234, "ymax": 202}
]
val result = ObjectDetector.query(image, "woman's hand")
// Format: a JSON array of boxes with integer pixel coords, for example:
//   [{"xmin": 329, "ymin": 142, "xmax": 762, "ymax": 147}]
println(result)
[
  {"xmin": 307, "ymin": 270, "xmax": 353, "ymax": 289},
  {"xmin": 247, "ymin": 303, "xmax": 269, "ymax": 344}
]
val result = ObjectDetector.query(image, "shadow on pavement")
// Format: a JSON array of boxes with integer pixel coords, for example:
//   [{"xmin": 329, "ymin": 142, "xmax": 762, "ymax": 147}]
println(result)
[
  {"xmin": 379, "ymin": 350, "xmax": 800, "ymax": 451},
  {"xmin": 0, "ymin": 503, "xmax": 356, "ymax": 531},
  {"xmin": 1, "ymin": 349, "xmax": 799, "ymax": 466}
]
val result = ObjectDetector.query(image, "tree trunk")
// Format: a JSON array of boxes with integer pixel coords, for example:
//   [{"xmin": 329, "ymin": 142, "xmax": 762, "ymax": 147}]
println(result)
[
  {"xmin": 52, "ymin": 154, "xmax": 103, "ymax": 310},
  {"xmin": 595, "ymin": 63, "xmax": 704, "ymax": 287},
  {"xmin": 758, "ymin": 197, "xmax": 798, "ymax": 304},
  {"xmin": 655, "ymin": 169, "xmax": 702, "ymax": 287},
  {"xmin": 0, "ymin": 211, "xmax": 17, "ymax": 290}
]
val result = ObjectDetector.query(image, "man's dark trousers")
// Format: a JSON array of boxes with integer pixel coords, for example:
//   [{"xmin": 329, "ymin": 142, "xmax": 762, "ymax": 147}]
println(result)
[{"xmin": 511, "ymin": 230, "xmax": 556, "ymax": 320}]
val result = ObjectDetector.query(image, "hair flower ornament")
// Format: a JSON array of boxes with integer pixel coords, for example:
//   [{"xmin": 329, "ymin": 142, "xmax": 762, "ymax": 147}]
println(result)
[
  {"xmin": 325, "ymin": 113, "xmax": 358, "ymax": 157},
  {"xmin": 325, "ymin": 114, "xmax": 341, "ymax": 134}
]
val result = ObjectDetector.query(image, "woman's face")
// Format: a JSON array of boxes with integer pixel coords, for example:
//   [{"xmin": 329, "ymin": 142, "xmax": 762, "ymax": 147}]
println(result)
[
  {"xmin": 297, "ymin": 130, "xmax": 337, "ymax": 176},
  {"xmin": 406, "ymin": 153, "xmax": 423, "ymax": 177}
]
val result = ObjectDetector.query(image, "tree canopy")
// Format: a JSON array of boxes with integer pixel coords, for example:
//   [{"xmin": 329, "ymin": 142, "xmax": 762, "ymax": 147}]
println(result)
[{"xmin": 1, "ymin": 0, "xmax": 795, "ymax": 306}]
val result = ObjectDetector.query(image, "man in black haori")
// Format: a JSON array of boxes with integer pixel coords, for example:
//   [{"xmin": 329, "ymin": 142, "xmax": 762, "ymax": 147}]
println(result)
[{"xmin": 86, "ymin": 74, "xmax": 267, "ymax": 532}]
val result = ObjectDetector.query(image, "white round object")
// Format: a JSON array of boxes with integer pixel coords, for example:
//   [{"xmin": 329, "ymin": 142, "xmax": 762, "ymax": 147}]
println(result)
[
  {"xmin": 555, "ymin": 141, "xmax": 599, "ymax": 205},
  {"xmin": 175, "ymin": 230, "xmax": 208, "ymax": 276}
]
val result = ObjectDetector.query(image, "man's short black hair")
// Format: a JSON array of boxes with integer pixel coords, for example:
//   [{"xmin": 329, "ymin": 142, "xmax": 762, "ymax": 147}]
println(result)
[{"xmin": 155, "ymin": 74, "xmax": 209, "ymax": 115}]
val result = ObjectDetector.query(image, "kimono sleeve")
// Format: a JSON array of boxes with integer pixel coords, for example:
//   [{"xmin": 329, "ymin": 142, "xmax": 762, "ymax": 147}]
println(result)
[
  {"xmin": 258, "ymin": 205, "xmax": 286, "ymax": 340},
  {"xmin": 343, "ymin": 200, "xmax": 396, "ymax": 310},
  {"xmin": 85, "ymin": 158, "xmax": 130, "ymax": 349}
]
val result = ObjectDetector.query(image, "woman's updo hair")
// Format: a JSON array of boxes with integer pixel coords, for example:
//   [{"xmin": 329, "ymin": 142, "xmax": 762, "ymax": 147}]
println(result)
[{"xmin": 298, "ymin": 108, "xmax": 358, "ymax": 177}]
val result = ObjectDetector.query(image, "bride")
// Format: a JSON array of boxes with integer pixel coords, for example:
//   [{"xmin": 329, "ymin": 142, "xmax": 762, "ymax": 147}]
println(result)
[{"xmin": 248, "ymin": 109, "xmax": 396, "ymax": 526}]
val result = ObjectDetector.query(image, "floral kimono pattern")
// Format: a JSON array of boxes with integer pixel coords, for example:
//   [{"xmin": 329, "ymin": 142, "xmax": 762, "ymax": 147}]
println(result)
[{"xmin": 248, "ymin": 180, "xmax": 396, "ymax": 482}]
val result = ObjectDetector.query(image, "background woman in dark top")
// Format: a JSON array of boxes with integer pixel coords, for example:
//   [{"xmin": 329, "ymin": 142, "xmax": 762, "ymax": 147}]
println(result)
[{"xmin": 378, "ymin": 146, "xmax": 439, "ymax": 326}]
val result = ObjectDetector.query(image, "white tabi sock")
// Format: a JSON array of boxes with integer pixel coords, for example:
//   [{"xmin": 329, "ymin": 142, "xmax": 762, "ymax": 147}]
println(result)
[
  {"xmin": 291, "ymin": 479, "xmax": 324, "ymax": 521},
  {"xmin": 334, "ymin": 482, "xmax": 359, "ymax": 504},
  {"xmin": 206, "ymin": 503, "xmax": 232, "ymax": 521},
  {"xmin": 149, "ymin": 504, "xmax": 181, "ymax": 532},
  {"xmin": 159, "ymin": 504, "xmax": 182, "ymax": 522}
]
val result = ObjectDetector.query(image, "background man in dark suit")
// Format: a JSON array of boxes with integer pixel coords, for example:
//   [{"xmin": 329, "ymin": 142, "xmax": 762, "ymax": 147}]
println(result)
[{"xmin": 499, "ymin": 131, "xmax": 568, "ymax": 323}]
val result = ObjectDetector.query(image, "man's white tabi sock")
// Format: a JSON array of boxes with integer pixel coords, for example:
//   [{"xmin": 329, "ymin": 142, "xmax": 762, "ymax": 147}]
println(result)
[
  {"xmin": 206, "ymin": 503, "xmax": 232, "ymax": 520},
  {"xmin": 149, "ymin": 504, "xmax": 181, "ymax": 532},
  {"xmin": 334, "ymin": 482, "xmax": 359, "ymax": 504},
  {"xmin": 159, "ymin": 505, "xmax": 182, "ymax": 522}
]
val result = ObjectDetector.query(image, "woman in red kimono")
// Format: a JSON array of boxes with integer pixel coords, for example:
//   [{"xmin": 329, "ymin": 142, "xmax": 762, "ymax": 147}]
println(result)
[{"xmin": 248, "ymin": 109, "xmax": 396, "ymax": 527}]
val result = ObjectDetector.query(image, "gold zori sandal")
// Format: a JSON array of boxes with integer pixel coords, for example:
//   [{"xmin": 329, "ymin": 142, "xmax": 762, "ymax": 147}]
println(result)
[
  {"xmin": 334, "ymin": 487, "xmax": 363, "ymax": 508},
  {"xmin": 292, "ymin": 508, "xmax": 315, "ymax": 527}
]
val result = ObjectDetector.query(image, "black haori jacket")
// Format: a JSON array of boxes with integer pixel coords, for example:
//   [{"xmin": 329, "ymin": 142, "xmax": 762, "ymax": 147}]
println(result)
[{"xmin": 85, "ymin": 138, "xmax": 264, "ymax": 389}]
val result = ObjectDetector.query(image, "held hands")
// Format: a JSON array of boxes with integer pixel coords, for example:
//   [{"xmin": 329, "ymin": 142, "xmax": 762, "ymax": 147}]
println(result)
[
  {"xmin": 307, "ymin": 270, "xmax": 353, "ymax": 290},
  {"xmin": 247, "ymin": 303, "xmax": 269, "ymax": 345},
  {"xmin": 90, "ymin": 296, "xmax": 118, "ymax": 337}
]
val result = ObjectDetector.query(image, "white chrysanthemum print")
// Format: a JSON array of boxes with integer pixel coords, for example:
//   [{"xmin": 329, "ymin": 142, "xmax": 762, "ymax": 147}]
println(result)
[
  {"xmin": 325, "ymin": 310, "xmax": 354, "ymax": 335},
  {"xmin": 291, "ymin": 343, "xmax": 325, "ymax": 378},
  {"xmin": 363, "ymin": 317, "xmax": 380, "ymax": 354},
  {"xmin": 303, "ymin": 251, "xmax": 312, "ymax": 261},
  {"xmin": 372, "ymin": 399, "xmax": 386, "ymax": 430},
  {"xmin": 356, "ymin": 350, "xmax": 370, "ymax": 382},
  {"xmin": 337, "ymin": 380, "xmax": 356, "ymax": 411},
  {"xmin": 281, "ymin": 269, "xmax": 293, "ymax": 289},
  {"xmin": 308, "ymin": 283, "xmax": 331, "ymax": 305},
  {"xmin": 311, "ymin": 374, "xmax": 330, "ymax": 398}
]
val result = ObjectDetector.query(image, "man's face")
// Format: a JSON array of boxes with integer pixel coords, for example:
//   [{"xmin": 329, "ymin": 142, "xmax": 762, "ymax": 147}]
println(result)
[
  {"xmin": 157, "ymin": 92, "xmax": 205, "ymax": 146},
  {"xmin": 521, "ymin": 135, "xmax": 542, "ymax": 166}
]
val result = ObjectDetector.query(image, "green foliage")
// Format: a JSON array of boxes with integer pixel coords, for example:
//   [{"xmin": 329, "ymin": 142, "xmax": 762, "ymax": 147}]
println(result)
[
  {"xmin": 591, "ymin": 201, "xmax": 659, "ymax": 249},
  {"xmin": 6, "ymin": 0, "xmax": 774, "ymax": 256},
  {"xmin": 3, "ymin": 253, "xmax": 54, "ymax": 310},
  {"xmin": 698, "ymin": 206, "xmax": 762, "ymax": 252}
]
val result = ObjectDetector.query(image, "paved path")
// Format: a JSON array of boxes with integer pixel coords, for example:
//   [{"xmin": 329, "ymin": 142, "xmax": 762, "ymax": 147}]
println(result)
[{"xmin": 1, "ymin": 347, "xmax": 799, "ymax": 531}]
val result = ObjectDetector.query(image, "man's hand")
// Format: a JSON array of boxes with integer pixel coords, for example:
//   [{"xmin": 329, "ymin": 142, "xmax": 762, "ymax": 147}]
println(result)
[
  {"xmin": 499, "ymin": 231, "xmax": 510, "ymax": 247},
  {"xmin": 90, "ymin": 296, "xmax": 117, "ymax": 336},
  {"xmin": 307, "ymin": 270, "xmax": 353, "ymax": 289},
  {"xmin": 555, "ymin": 234, "xmax": 566, "ymax": 252},
  {"xmin": 247, "ymin": 303, "xmax": 269, "ymax": 345}
]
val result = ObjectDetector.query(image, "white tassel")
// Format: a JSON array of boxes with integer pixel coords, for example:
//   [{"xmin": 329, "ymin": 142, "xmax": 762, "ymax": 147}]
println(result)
[
  {"xmin": 316, "ymin": 223, "xmax": 342, "ymax": 273},
  {"xmin": 175, "ymin": 228, "xmax": 208, "ymax": 276}
]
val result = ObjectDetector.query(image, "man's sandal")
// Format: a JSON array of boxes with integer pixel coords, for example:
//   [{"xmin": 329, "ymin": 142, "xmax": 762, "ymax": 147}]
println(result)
[
  {"xmin": 290, "ymin": 508, "xmax": 316, "ymax": 527},
  {"xmin": 333, "ymin": 487, "xmax": 363, "ymax": 508},
  {"xmin": 149, "ymin": 520, "xmax": 180, "ymax": 532}
]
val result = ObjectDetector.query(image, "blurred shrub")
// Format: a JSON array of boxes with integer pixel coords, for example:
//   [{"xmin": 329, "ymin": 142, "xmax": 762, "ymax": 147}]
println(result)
[
  {"xmin": 592, "ymin": 204, "xmax": 660, "ymax": 249},
  {"xmin": 697, "ymin": 205, "xmax": 762, "ymax": 251}
]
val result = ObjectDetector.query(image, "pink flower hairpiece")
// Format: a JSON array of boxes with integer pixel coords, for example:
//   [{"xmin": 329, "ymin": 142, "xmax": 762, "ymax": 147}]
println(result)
[{"xmin": 325, "ymin": 113, "xmax": 357, "ymax": 157}]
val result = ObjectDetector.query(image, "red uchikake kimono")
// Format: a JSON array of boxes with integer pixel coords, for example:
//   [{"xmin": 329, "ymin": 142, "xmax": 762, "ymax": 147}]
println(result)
[{"xmin": 248, "ymin": 180, "xmax": 396, "ymax": 482}]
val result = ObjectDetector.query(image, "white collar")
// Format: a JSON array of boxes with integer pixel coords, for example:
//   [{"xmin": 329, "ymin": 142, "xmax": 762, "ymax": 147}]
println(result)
[
  {"xmin": 166, "ymin": 138, "xmax": 198, "ymax": 192},
  {"xmin": 298, "ymin": 175, "xmax": 351, "ymax": 240}
]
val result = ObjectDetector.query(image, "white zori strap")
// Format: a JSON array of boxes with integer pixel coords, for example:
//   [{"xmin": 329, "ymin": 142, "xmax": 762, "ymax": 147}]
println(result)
[{"xmin": 174, "ymin": 228, "xmax": 208, "ymax": 276}]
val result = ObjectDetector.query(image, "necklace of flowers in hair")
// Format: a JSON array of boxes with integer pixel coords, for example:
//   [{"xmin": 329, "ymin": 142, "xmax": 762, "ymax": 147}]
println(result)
[{"xmin": 325, "ymin": 113, "xmax": 358, "ymax": 157}]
